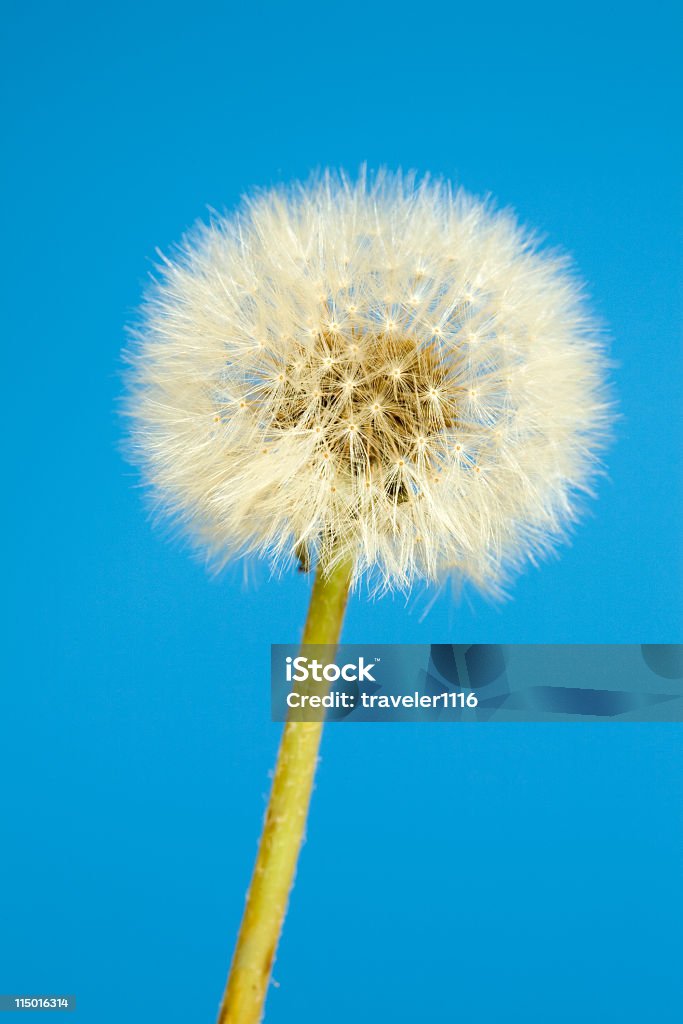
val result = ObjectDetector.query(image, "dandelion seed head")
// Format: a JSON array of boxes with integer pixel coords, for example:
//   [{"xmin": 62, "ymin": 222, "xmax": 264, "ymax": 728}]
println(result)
[{"xmin": 125, "ymin": 169, "xmax": 612, "ymax": 594}]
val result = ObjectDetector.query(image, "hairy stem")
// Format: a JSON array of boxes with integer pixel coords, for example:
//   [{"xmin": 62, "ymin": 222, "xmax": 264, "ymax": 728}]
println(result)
[{"xmin": 217, "ymin": 552, "xmax": 354, "ymax": 1024}]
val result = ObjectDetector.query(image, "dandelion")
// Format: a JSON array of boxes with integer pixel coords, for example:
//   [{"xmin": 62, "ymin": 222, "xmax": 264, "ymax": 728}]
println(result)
[{"xmin": 124, "ymin": 169, "xmax": 611, "ymax": 1023}]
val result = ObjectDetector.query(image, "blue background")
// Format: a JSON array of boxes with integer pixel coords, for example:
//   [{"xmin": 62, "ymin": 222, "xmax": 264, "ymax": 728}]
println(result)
[{"xmin": 3, "ymin": 1, "xmax": 681, "ymax": 1021}]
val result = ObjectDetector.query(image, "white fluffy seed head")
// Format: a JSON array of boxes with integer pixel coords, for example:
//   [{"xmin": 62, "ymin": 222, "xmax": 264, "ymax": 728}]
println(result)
[{"xmin": 124, "ymin": 169, "xmax": 612, "ymax": 594}]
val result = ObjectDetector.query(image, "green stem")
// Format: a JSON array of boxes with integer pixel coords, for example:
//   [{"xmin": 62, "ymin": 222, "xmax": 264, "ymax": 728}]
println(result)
[{"xmin": 217, "ymin": 552, "xmax": 354, "ymax": 1024}]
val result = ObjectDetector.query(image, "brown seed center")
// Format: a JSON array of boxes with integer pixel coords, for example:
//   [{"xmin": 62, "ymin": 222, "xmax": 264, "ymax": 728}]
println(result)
[{"xmin": 264, "ymin": 330, "xmax": 462, "ymax": 481}]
